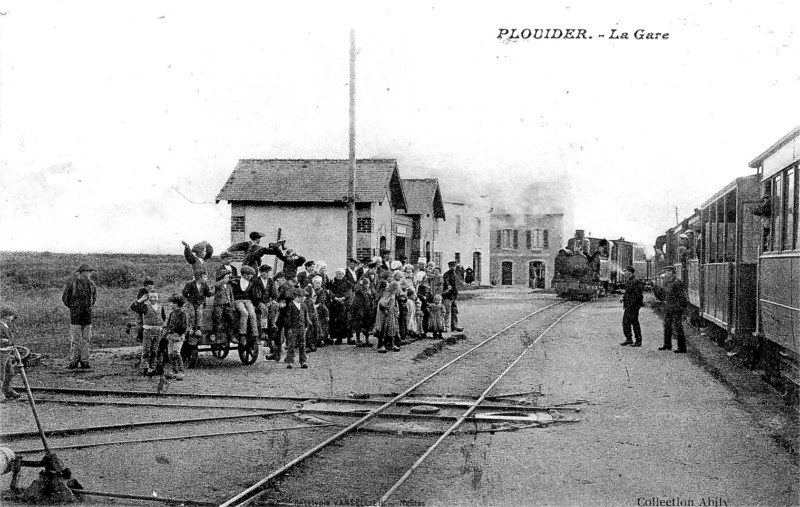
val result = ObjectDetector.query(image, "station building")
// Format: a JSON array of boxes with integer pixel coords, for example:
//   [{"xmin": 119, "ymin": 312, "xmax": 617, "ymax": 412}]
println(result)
[{"xmin": 215, "ymin": 159, "xmax": 408, "ymax": 271}]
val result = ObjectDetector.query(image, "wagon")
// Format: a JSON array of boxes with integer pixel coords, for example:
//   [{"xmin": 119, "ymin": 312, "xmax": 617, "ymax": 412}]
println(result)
[{"xmin": 181, "ymin": 304, "xmax": 260, "ymax": 368}]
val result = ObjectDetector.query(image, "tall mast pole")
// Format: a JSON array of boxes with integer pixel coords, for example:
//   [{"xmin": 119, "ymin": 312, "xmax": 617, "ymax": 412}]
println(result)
[{"xmin": 347, "ymin": 30, "xmax": 357, "ymax": 262}]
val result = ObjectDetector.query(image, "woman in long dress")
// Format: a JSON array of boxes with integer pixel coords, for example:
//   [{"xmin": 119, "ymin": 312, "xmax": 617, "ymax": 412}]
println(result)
[
  {"xmin": 374, "ymin": 281, "xmax": 401, "ymax": 353},
  {"xmin": 328, "ymin": 268, "xmax": 352, "ymax": 344}
]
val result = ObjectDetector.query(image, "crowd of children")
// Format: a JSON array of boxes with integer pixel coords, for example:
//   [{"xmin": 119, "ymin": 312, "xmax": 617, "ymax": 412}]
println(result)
[{"xmin": 124, "ymin": 233, "xmax": 466, "ymax": 374}]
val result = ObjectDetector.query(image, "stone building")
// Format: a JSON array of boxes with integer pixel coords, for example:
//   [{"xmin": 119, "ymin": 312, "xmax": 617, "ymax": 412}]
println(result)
[
  {"xmin": 215, "ymin": 159, "xmax": 407, "ymax": 271},
  {"xmin": 489, "ymin": 212, "xmax": 564, "ymax": 288},
  {"xmin": 435, "ymin": 200, "xmax": 492, "ymax": 284}
]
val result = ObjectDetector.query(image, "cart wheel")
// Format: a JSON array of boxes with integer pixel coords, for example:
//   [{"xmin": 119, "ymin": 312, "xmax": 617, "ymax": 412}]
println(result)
[
  {"xmin": 211, "ymin": 343, "xmax": 229, "ymax": 360},
  {"xmin": 238, "ymin": 338, "xmax": 260, "ymax": 365},
  {"xmin": 11, "ymin": 346, "xmax": 30, "ymax": 366}
]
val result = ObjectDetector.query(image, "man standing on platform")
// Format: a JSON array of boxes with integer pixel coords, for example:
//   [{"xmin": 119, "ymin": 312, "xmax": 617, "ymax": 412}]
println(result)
[
  {"xmin": 619, "ymin": 266, "xmax": 644, "ymax": 347},
  {"xmin": 658, "ymin": 266, "xmax": 688, "ymax": 353},
  {"xmin": 442, "ymin": 260, "xmax": 464, "ymax": 333}
]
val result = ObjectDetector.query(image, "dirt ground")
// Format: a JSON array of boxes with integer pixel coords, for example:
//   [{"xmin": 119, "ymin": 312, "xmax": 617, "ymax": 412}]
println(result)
[{"xmin": 1, "ymin": 289, "xmax": 797, "ymax": 506}]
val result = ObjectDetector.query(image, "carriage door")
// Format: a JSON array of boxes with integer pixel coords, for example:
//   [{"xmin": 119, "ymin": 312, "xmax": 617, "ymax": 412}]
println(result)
[
  {"xmin": 501, "ymin": 261, "xmax": 513, "ymax": 285},
  {"xmin": 529, "ymin": 261, "xmax": 546, "ymax": 289}
]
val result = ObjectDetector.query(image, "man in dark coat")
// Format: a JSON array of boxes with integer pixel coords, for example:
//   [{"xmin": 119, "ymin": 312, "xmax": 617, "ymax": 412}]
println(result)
[
  {"xmin": 296, "ymin": 260, "xmax": 316, "ymax": 290},
  {"xmin": 62, "ymin": 264, "xmax": 97, "ymax": 369},
  {"xmin": 228, "ymin": 232, "xmax": 285, "ymax": 271},
  {"xmin": 619, "ymin": 266, "xmax": 644, "ymax": 347},
  {"xmin": 442, "ymin": 260, "xmax": 464, "ymax": 333},
  {"xmin": 215, "ymin": 251, "xmax": 239, "ymax": 280},
  {"xmin": 182, "ymin": 271, "xmax": 214, "ymax": 339},
  {"xmin": 658, "ymin": 267, "xmax": 688, "ymax": 353},
  {"xmin": 275, "ymin": 248, "xmax": 306, "ymax": 281}
]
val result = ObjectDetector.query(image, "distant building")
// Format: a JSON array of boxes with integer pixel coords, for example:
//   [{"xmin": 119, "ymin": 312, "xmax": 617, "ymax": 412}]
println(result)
[
  {"xmin": 436, "ymin": 200, "xmax": 491, "ymax": 284},
  {"xmin": 215, "ymin": 159, "xmax": 408, "ymax": 271},
  {"xmin": 489, "ymin": 212, "xmax": 564, "ymax": 288},
  {"xmin": 399, "ymin": 178, "xmax": 446, "ymax": 265}
]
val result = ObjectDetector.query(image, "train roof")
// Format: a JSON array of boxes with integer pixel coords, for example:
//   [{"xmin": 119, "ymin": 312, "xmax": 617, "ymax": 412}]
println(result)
[
  {"xmin": 748, "ymin": 125, "xmax": 800, "ymax": 169},
  {"xmin": 699, "ymin": 174, "xmax": 759, "ymax": 209}
]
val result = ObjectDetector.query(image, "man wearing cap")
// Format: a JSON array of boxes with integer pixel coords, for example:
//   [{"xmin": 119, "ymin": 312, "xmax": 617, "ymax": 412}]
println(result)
[
  {"xmin": 250, "ymin": 264, "xmax": 278, "ymax": 343},
  {"xmin": 657, "ymin": 266, "xmax": 688, "ymax": 353},
  {"xmin": 211, "ymin": 271, "xmax": 235, "ymax": 343},
  {"xmin": 442, "ymin": 261, "xmax": 464, "ymax": 333},
  {"xmin": 62, "ymin": 264, "xmax": 97, "ymax": 369},
  {"xmin": 215, "ymin": 251, "xmax": 239, "ymax": 280},
  {"xmin": 619, "ymin": 266, "xmax": 644, "ymax": 347},
  {"xmin": 275, "ymin": 248, "xmax": 307, "ymax": 281},
  {"xmin": 231, "ymin": 265, "xmax": 258, "ymax": 344},
  {"xmin": 182, "ymin": 271, "xmax": 214, "ymax": 339},
  {"xmin": 182, "ymin": 240, "xmax": 214, "ymax": 276},
  {"xmin": 229, "ymin": 232, "xmax": 285, "ymax": 271},
  {"xmin": 297, "ymin": 260, "xmax": 317, "ymax": 290}
]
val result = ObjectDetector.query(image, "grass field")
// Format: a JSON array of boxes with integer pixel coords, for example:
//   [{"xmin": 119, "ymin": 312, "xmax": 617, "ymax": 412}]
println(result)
[{"xmin": 0, "ymin": 251, "xmax": 221, "ymax": 357}]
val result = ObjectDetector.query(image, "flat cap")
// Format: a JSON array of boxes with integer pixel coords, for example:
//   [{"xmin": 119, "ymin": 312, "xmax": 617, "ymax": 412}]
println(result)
[
  {"xmin": 258, "ymin": 264, "xmax": 272, "ymax": 272},
  {"xmin": 249, "ymin": 231, "xmax": 266, "ymax": 240},
  {"xmin": 240, "ymin": 266, "xmax": 256, "ymax": 275},
  {"xmin": 220, "ymin": 251, "xmax": 233, "ymax": 259}
]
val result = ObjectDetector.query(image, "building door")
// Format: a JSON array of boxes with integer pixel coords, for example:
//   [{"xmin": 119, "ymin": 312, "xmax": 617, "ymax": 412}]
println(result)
[
  {"xmin": 472, "ymin": 252, "xmax": 481, "ymax": 282},
  {"xmin": 425, "ymin": 242, "xmax": 431, "ymax": 264},
  {"xmin": 380, "ymin": 236, "xmax": 387, "ymax": 253},
  {"xmin": 395, "ymin": 236, "xmax": 406, "ymax": 263},
  {"xmin": 529, "ymin": 261, "xmax": 546, "ymax": 289},
  {"xmin": 501, "ymin": 261, "xmax": 513, "ymax": 285}
]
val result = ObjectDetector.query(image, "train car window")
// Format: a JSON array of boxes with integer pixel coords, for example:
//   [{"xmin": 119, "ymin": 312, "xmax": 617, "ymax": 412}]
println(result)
[
  {"xmin": 725, "ymin": 190, "xmax": 737, "ymax": 262},
  {"xmin": 784, "ymin": 168, "xmax": 796, "ymax": 250},
  {"xmin": 762, "ymin": 181, "xmax": 773, "ymax": 252},
  {"xmin": 772, "ymin": 174, "xmax": 783, "ymax": 252}
]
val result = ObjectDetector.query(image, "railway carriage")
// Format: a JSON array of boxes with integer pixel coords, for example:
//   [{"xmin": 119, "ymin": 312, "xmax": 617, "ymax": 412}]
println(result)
[
  {"xmin": 698, "ymin": 175, "xmax": 761, "ymax": 347},
  {"xmin": 748, "ymin": 126, "xmax": 800, "ymax": 388}
]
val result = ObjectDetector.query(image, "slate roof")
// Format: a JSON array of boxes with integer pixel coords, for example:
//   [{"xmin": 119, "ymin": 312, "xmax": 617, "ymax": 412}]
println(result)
[
  {"xmin": 216, "ymin": 159, "xmax": 407, "ymax": 210},
  {"xmin": 401, "ymin": 179, "xmax": 446, "ymax": 220}
]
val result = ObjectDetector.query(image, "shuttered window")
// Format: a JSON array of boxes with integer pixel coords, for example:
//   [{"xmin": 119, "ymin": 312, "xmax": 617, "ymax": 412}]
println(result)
[
  {"xmin": 526, "ymin": 230, "xmax": 532, "ymax": 249},
  {"xmin": 513, "ymin": 230, "xmax": 519, "ymax": 249}
]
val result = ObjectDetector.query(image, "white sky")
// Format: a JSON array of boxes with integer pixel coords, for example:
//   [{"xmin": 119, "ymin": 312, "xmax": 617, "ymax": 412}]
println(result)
[{"xmin": 1, "ymin": 1, "xmax": 798, "ymax": 254}]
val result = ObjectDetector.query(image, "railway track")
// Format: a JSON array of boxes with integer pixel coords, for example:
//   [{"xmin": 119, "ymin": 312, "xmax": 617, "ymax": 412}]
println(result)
[
  {"xmin": 220, "ymin": 301, "xmax": 582, "ymax": 507},
  {"xmin": 3, "ymin": 300, "xmax": 582, "ymax": 506}
]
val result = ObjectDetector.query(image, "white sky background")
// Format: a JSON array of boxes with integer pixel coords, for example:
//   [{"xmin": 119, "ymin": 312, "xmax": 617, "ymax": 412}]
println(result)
[{"xmin": 0, "ymin": 1, "xmax": 798, "ymax": 254}]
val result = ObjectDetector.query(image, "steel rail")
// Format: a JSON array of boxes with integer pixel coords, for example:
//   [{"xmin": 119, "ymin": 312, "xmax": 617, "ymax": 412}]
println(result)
[
  {"xmin": 67, "ymin": 488, "xmax": 217, "ymax": 506},
  {"xmin": 31, "ymin": 395, "xmax": 581, "ymax": 413},
  {"xmin": 377, "ymin": 303, "xmax": 583, "ymax": 506},
  {"xmin": 219, "ymin": 300, "xmax": 571, "ymax": 507},
  {"xmin": 0, "ymin": 409, "xmax": 297, "ymax": 440},
  {"xmin": 12, "ymin": 423, "xmax": 337, "ymax": 455}
]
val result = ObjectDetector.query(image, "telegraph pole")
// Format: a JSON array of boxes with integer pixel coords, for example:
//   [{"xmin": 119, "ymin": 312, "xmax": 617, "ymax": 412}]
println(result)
[{"xmin": 347, "ymin": 29, "xmax": 357, "ymax": 261}]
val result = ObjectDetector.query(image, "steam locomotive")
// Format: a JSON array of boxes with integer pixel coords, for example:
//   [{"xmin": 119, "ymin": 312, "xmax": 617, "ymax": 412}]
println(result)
[{"xmin": 553, "ymin": 230, "xmax": 651, "ymax": 300}]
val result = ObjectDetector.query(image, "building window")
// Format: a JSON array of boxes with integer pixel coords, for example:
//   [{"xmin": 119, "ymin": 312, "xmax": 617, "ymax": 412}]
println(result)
[
  {"xmin": 231, "ymin": 216, "xmax": 245, "ymax": 233},
  {"xmin": 455, "ymin": 252, "xmax": 461, "ymax": 265},
  {"xmin": 475, "ymin": 218, "xmax": 481, "ymax": 238},
  {"xmin": 455, "ymin": 215, "xmax": 462, "ymax": 236},
  {"xmin": 497, "ymin": 229, "xmax": 517, "ymax": 249},
  {"xmin": 526, "ymin": 229, "xmax": 549, "ymax": 249},
  {"xmin": 434, "ymin": 252, "xmax": 443, "ymax": 269}
]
